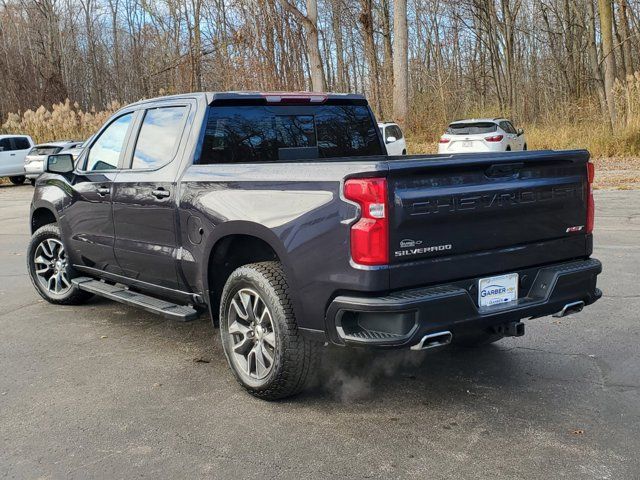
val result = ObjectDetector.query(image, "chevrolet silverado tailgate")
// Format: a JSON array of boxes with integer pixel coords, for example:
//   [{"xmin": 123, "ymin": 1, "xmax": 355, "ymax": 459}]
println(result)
[{"xmin": 386, "ymin": 150, "xmax": 592, "ymax": 289}]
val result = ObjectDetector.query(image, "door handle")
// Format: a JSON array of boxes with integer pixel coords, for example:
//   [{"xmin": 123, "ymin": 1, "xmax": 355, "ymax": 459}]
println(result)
[
  {"xmin": 96, "ymin": 186, "xmax": 110, "ymax": 196},
  {"xmin": 9, "ymin": 153, "xmax": 15, "ymax": 156},
  {"xmin": 152, "ymin": 188, "xmax": 170, "ymax": 199}
]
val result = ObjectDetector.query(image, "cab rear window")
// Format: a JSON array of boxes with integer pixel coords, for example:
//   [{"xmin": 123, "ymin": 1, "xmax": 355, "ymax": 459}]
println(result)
[{"xmin": 198, "ymin": 104, "xmax": 383, "ymax": 164}]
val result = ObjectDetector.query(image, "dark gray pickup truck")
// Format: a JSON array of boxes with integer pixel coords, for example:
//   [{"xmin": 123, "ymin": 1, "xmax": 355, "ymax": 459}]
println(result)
[{"xmin": 27, "ymin": 92, "xmax": 601, "ymax": 399}]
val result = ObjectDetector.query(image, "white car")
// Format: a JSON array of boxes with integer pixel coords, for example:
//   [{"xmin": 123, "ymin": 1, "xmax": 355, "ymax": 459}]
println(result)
[
  {"xmin": 0, "ymin": 135, "xmax": 34, "ymax": 184},
  {"xmin": 378, "ymin": 122, "xmax": 407, "ymax": 156},
  {"xmin": 24, "ymin": 141, "xmax": 83, "ymax": 184},
  {"xmin": 59, "ymin": 138, "xmax": 90, "ymax": 160},
  {"xmin": 438, "ymin": 118, "xmax": 527, "ymax": 154}
]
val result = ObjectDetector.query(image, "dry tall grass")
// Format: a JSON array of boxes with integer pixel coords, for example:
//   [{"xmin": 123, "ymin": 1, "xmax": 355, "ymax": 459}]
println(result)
[{"xmin": 1, "ymin": 99, "xmax": 120, "ymax": 144}]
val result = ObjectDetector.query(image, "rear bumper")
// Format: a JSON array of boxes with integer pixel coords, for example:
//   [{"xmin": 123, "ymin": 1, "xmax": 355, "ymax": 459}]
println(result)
[{"xmin": 325, "ymin": 258, "xmax": 602, "ymax": 348}]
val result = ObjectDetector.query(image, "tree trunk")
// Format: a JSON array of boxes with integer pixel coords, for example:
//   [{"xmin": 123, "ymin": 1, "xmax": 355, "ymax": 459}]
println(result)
[
  {"xmin": 304, "ymin": 0, "xmax": 325, "ymax": 91},
  {"xmin": 277, "ymin": 0, "xmax": 325, "ymax": 91},
  {"xmin": 598, "ymin": 0, "xmax": 617, "ymax": 128},
  {"xmin": 393, "ymin": 0, "xmax": 408, "ymax": 128},
  {"xmin": 359, "ymin": 0, "xmax": 382, "ymax": 116},
  {"xmin": 331, "ymin": 0, "xmax": 346, "ymax": 91}
]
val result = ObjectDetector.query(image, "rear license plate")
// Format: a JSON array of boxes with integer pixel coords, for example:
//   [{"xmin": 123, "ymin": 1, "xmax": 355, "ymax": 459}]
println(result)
[
  {"xmin": 463, "ymin": 141, "xmax": 472, "ymax": 147},
  {"xmin": 478, "ymin": 273, "xmax": 518, "ymax": 308}
]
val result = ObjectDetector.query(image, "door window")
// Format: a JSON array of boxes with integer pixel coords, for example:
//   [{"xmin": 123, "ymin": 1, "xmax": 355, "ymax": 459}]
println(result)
[
  {"xmin": 500, "ymin": 121, "xmax": 517, "ymax": 134},
  {"xmin": 131, "ymin": 106, "xmax": 188, "ymax": 169},
  {"xmin": 0, "ymin": 138, "xmax": 15, "ymax": 152},
  {"xmin": 85, "ymin": 113, "xmax": 134, "ymax": 171}
]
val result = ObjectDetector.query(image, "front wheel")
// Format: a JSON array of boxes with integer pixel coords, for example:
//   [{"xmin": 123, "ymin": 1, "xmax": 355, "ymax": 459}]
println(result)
[
  {"xmin": 219, "ymin": 261, "xmax": 317, "ymax": 400},
  {"xmin": 9, "ymin": 176, "xmax": 25, "ymax": 185},
  {"xmin": 27, "ymin": 224, "xmax": 93, "ymax": 305}
]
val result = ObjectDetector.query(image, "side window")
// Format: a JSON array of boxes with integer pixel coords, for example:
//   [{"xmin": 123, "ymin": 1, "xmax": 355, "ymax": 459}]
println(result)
[
  {"xmin": 12, "ymin": 137, "xmax": 31, "ymax": 150},
  {"xmin": 85, "ymin": 113, "xmax": 133, "ymax": 171},
  {"xmin": 131, "ymin": 106, "xmax": 187, "ymax": 169},
  {"xmin": 392, "ymin": 125, "xmax": 403, "ymax": 139},
  {"xmin": 386, "ymin": 126, "xmax": 401, "ymax": 141},
  {"xmin": 0, "ymin": 138, "xmax": 15, "ymax": 152},
  {"xmin": 500, "ymin": 121, "xmax": 516, "ymax": 134}
]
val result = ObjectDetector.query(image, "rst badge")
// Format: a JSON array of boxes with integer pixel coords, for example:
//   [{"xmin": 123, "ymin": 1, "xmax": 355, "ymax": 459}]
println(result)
[{"xmin": 478, "ymin": 273, "xmax": 519, "ymax": 308}]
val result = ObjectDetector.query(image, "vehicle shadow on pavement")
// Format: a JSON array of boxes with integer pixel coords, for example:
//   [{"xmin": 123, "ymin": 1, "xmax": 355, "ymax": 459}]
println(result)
[{"xmin": 91, "ymin": 299, "xmax": 584, "ymax": 409}]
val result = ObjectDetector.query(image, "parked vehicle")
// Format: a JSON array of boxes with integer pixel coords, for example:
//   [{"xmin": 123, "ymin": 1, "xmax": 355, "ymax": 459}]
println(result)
[
  {"xmin": 378, "ymin": 121, "xmax": 407, "ymax": 155},
  {"xmin": 27, "ymin": 92, "xmax": 601, "ymax": 400},
  {"xmin": 0, "ymin": 134, "xmax": 34, "ymax": 184},
  {"xmin": 59, "ymin": 139, "xmax": 89, "ymax": 160},
  {"xmin": 25, "ymin": 141, "xmax": 83, "ymax": 184},
  {"xmin": 438, "ymin": 118, "xmax": 527, "ymax": 154}
]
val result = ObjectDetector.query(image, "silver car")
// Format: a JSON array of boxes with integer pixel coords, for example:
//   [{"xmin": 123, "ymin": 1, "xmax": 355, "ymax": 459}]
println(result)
[{"xmin": 24, "ymin": 141, "xmax": 83, "ymax": 184}]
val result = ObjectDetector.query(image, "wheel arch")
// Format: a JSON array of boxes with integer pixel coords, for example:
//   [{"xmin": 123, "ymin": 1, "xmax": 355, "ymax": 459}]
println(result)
[
  {"xmin": 201, "ymin": 222, "xmax": 297, "ymax": 325},
  {"xmin": 30, "ymin": 205, "xmax": 59, "ymax": 234}
]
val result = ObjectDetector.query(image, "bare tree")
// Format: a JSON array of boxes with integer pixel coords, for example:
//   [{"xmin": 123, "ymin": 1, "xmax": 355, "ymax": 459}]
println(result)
[
  {"xmin": 599, "ymin": 0, "xmax": 618, "ymax": 128},
  {"xmin": 278, "ymin": 0, "xmax": 325, "ymax": 91},
  {"xmin": 393, "ymin": 0, "xmax": 408, "ymax": 127}
]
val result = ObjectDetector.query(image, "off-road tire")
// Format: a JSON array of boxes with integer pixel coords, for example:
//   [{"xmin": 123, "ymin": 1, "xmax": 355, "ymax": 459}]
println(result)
[
  {"xmin": 219, "ymin": 261, "xmax": 317, "ymax": 400},
  {"xmin": 27, "ymin": 224, "xmax": 93, "ymax": 305}
]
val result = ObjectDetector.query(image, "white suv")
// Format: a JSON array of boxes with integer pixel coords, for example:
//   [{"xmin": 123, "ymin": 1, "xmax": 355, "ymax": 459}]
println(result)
[
  {"xmin": 438, "ymin": 118, "xmax": 527, "ymax": 154},
  {"xmin": 24, "ymin": 141, "xmax": 83, "ymax": 184},
  {"xmin": 0, "ymin": 135, "xmax": 34, "ymax": 184},
  {"xmin": 378, "ymin": 122, "xmax": 407, "ymax": 156}
]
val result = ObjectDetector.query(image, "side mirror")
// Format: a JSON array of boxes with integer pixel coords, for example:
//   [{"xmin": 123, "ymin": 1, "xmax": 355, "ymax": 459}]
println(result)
[
  {"xmin": 386, "ymin": 136, "xmax": 397, "ymax": 144},
  {"xmin": 517, "ymin": 128, "xmax": 524, "ymax": 136},
  {"xmin": 46, "ymin": 154, "xmax": 74, "ymax": 174}
]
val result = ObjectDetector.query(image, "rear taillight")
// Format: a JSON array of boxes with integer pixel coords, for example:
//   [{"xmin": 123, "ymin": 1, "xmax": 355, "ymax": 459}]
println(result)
[
  {"xmin": 586, "ymin": 162, "xmax": 595, "ymax": 233},
  {"xmin": 344, "ymin": 178, "xmax": 389, "ymax": 266},
  {"xmin": 439, "ymin": 137, "xmax": 450, "ymax": 144},
  {"xmin": 485, "ymin": 135, "xmax": 504, "ymax": 142}
]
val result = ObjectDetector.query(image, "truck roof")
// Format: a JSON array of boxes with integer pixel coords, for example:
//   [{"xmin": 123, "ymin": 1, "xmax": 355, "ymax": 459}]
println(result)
[{"xmin": 127, "ymin": 91, "xmax": 367, "ymax": 107}]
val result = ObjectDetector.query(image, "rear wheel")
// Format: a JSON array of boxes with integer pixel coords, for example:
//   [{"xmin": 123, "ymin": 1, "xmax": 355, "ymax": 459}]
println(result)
[
  {"xmin": 219, "ymin": 261, "xmax": 317, "ymax": 400},
  {"xmin": 523, "ymin": 144, "xmax": 528, "ymax": 151},
  {"xmin": 27, "ymin": 224, "xmax": 93, "ymax": 305},
  {"xmin": 9, "ymin": 176, "xmax": 25, "ymax": 185},
  {"xmin": 505, "ymin": 146, "xmax": 511, "ymax": 152},
  {"xmin": 29, "ymin": 179, "xmax": 35, "ymax": 186}
]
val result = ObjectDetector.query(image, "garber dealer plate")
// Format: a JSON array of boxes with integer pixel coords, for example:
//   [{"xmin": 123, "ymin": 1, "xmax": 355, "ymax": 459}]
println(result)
[{"xmin": 478, "ymin": 273, "xmax": 519, "ymax": 308}]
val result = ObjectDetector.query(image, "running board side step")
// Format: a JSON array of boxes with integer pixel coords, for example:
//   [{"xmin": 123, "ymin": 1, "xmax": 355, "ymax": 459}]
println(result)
[{"xmin": 72, "ymin": 277, "xmax": 200, "ymax": 322}]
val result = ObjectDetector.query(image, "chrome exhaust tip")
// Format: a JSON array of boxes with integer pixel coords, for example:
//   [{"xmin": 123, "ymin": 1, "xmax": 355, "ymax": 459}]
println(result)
[
  {"xmin": 553, "ymin": 301, "xmax": 585, "ymax": 318},
  {"xmin": 410, "ymin": 331, "xmax": 453, "ymax": 351}
]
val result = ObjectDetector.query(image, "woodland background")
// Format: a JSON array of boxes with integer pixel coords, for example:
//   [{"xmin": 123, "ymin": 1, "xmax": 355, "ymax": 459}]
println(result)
[{"xmin": 1, "ymin": 0, "xmax": 640, "ymax": 164}]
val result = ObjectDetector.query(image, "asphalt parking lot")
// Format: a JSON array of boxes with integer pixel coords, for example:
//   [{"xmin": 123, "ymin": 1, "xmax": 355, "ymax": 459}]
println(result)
[{"xmin": 1, "ymin": 184, "xmax": 638, "ymax": 479}]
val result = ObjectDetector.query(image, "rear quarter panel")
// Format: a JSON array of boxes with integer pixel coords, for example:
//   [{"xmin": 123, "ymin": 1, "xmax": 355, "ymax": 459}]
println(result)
[{"xmin": 177, "ymin": 160, "xmax": 389, "ymax": 331}]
